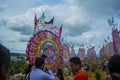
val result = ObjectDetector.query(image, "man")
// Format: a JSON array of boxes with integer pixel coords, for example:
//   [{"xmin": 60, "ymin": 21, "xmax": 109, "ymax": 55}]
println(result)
[
  {"xmin": 105, "ymin": 54, "xmax": 120, "ymax": 80},
  {"xmin": 26, "ymin": 57, "xmax": 55, "ymax": 80},
  {"xmin": 69, "ymin": 57, "xmax": 88, "ymax": 80}
]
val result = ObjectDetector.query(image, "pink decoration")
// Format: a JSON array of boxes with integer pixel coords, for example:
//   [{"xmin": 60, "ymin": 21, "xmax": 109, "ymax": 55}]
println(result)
[
  {"xmin": 87, "ymin": 47, "xmax": 96, "ymax": 60},
  {"xmin": 26, "ymin": 13, "xmax": 63, "ymax": 72},
  {"xmin": 78, "ymin": 47, "xmax": 85, "ymax": 61}
]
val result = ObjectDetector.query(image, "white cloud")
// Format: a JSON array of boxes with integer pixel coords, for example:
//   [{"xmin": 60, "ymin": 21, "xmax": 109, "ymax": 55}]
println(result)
[
  {"xmin": 1, "ymin": 0, "xmax": 120, "ymax": 54},
  {"xmin": 0, "ymin": 4, "xmax": 7, "ymax": 12}
]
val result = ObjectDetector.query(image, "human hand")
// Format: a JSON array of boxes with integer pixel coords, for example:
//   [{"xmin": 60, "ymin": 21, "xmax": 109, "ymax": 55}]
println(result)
[{"xmin": 44, "ymin": 66, "xmax": 49, "ymax": 72}]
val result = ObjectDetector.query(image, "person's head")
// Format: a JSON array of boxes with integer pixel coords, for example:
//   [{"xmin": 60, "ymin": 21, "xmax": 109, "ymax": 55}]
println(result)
[
  {"xmin": 0, "ymin": 44, "xmax": 10, "ymax": 80},
  {"xmin": 108, "ymin": 54, "xmax": 120, "ymax": 74},
  {"xmin": 26, "ymin": 63, "xmax": 34, "ymax": 75},
  {"xmin": 28, "ymin": 63, "xmax": 34, "ymax": 69},
  {"xmin": 69, "ymin": 57, "xmax": 81, "ymax": 74},
  {"xmin": 35, "ymin": 57, "xmax": 45, "ymax": 69},
  {"xmin": 57, "ymin": 68, "xmax": 64, "ymax": 80},
  {"xmin": 41, "ymin": 54, "xmax": 47, "ymax": 59}
]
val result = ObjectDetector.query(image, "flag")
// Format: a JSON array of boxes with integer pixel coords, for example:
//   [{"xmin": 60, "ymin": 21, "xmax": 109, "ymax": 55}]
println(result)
[
  {"xmin": 111, "ymin": 17, "xmax": 114, "ymax": 23},
  {"xmin": 41, "ymin": 12, "xmax": 45, "ymax": 19},
  {"xmin": 104, "ymin": 39, "xmax": 107, "ymax": 42},
  {"xmin": 34, "ymin": 13, "xmax": 38, "ymax": 29},
  {"xmin": 60, "ymin": 37, "xmax": 64, "ymax": 43},
  {"xmin": 59, "ymin": 25, "xmax": 62, "ymax": 38},
  {"xmin": 107, "ymin": 17, "xmax": 114, "ymax": 26},
  {"xmin": 38, "ymin": 12, "xmax": 45, "ymax": 22}
]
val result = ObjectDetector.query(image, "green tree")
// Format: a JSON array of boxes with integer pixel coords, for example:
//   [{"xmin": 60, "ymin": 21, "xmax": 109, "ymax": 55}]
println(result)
[{"xmin": 10, "ymin": 59, "xmax": 26, "ymax": 75}]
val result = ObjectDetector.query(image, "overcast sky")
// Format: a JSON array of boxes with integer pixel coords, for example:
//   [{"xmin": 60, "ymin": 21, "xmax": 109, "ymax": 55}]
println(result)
[{"xmin": 0, "ymin": 0, "xmax": 120, "ymax": 54}]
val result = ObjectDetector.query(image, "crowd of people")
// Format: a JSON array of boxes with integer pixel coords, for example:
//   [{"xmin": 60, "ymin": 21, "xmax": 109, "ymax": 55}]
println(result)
[{"xmin": 1, "ymin": 43, "xmax": 120, "ymax": 80}]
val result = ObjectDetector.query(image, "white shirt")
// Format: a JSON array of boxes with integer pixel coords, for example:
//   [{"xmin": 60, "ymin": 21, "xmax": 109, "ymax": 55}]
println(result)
[{"xmin": 27, "ymin": 68, "xmax": 55, "ymax": 80}]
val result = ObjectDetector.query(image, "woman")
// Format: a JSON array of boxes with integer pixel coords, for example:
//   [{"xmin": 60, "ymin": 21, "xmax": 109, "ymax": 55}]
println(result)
[{"xmin": 0, "ymin": 44, "xmax": 10, "ymax": 80}]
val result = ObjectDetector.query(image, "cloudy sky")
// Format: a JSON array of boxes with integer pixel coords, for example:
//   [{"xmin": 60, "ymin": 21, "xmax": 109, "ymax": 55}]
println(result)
[{"xmin": 0, "ymin": 0, "xmax": 120, "ymax": 54}]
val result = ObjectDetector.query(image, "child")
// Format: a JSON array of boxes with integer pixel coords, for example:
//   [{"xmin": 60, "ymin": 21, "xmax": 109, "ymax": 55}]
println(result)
[{"xmin": 69, "ymin": 57, "xmax": 88, "ymax": 80}]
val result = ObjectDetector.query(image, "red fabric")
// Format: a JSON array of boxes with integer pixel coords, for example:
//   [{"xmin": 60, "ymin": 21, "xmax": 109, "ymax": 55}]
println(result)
[
  {"xmin": 74, "ymin": 70, "xmax": 88, "ymax": 80},
  {"xmin": 34, "ymin": 14, "xmax": 37, "ymax": 29},
  {"xmin": 59, "ymin": 25, "xmax": 62, "ymax": 38}
]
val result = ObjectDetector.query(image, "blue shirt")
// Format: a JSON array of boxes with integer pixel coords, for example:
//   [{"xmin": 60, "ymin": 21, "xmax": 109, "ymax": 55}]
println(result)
[{"xmin": 29, "ymin": 68, "xmax": 55, "ymax": 80}]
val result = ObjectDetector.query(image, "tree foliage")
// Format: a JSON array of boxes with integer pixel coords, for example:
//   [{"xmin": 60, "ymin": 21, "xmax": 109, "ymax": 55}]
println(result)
[{"xmin": 10, "ymin": 59, "xmax": 26, "ymax": 75}]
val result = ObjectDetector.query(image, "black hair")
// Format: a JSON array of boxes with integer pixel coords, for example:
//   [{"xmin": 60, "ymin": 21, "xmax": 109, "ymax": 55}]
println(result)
[
  {"xmin": 69, "ymin": 57, "xmax": 81, "ymax": 66},
  {"xmin": 41, "ymin": 54, "xmax": 47, "ymax": 59},
  {"xmin": 25, "ymin": 63, "xmax": 34, "ymax": 75},
  {"xmin": 35, "ymin": 57, "xmax": 44, "ymax": 68},
  {"xmin": 57, "ymin": 68, "xmax": 64, "ymax": 80},
  {"xmin": 0, "ymin": 44, "xmax": 10, "ymax": 80},
  {"xmin": 108, "ymin": 54, "xmax": 120, "ymax": 74}
]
